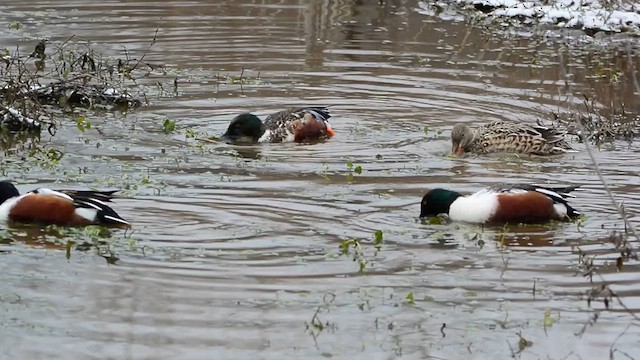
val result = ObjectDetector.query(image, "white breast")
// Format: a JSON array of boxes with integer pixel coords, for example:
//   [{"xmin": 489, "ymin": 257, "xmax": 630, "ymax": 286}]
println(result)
[
  {"xmin": 448, "ymin": 190, "xmax": 499, "ymax": 223},
  {"xmin": 0, "ymin": 194, "xmax": 27, "ymax": 222}
]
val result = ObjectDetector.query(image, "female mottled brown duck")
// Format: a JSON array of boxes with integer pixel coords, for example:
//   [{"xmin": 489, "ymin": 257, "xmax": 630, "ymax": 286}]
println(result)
[{"xmin": 451, "ymin": 121, "xmax": 572, "ymax": 156}]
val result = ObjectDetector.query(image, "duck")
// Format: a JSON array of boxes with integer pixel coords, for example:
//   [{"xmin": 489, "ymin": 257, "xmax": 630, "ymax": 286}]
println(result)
[
  {"xmin": 0, "ymin": 181, "xmax": 129, "ymax": 227},
  {"xmin": 221, "ymin": 106, "xmax": 335, "ymax": 143},
  {"xmin": 451, "ymin": 121, "xmax": 572, "ymax": 156},
  {"xmin": 419, "ymin": 185, "xmax": 581, "ymax": 224}
]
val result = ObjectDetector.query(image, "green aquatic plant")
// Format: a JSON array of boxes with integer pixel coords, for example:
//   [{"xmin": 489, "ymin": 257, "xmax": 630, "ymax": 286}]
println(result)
[
  {"xmin": 575, "ymin": 215, "xmax": 587, "ymax": 232},
  {"xmin": 6, "ymin": 222, "xmax": 135, "ymax": 264},
  {"xmin": 338, "ymin": 230, "xmax": 385, "ymax": 273},
  {"xmin": 373, "ymin": 230, "xmax": 383, "ymax": 253},
  {"xmin": 76, "ymin": 116, "xmax": 92, "ymax": 132},
  {"xmin": 346, "ymin": 160, "xmax": 362, "ymax": 183},
  {"xmin": 216, "ymin": 68, "xmax": 265, "ymax": 86},
  {"xmin": 162, "ymin": 118, "xmax": 176, "ymax": 134},
  {"xmin": 305, "ymin": 292, "xmax": 336, "ymax": 343},
  {"xmin": 516, "ymin": 331, "xmax": 533, "ymax": 353},
  {"xmin": 543, "ymin": 308, "xmax": 558, "ymax": 330},
  {"xmin": 339, "ymin": 238, "xmax": 367, "ymax": 273},
  {"xmin": 405, "ymin": 291, "xmax": 415, "ymax": 305}
]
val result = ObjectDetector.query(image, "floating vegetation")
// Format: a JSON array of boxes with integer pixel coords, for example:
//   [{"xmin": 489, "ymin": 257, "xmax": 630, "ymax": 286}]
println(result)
[
  {"xmin": 4, "ymin": 224, "xmax": 138, "ymax": 264},
  {"xmin": 339, "ymin": 238, "xmax": 368, "ymax": 273},
  {"xmin": 405, "ymin": 291, "xmax": 415, "ymax": 304},
  {"xmin": 553, "ymin": 96, "xmax": 640, "ymax": 145},
  {"xmin": 305, "ymin": 293, "xmax": 336, "ymax": 343},
  {"xmin": 338, "ymin": 230, "xmax": 384, "ymax": 273},
  {"xmin": 345, "ymin": 160, "xmax": 362, "ymax": 183},
  {"xmin": 0, "ymin": 34, "xmax": 161, "ymax": 139},
  {"xmin": 162, "ymin": 118, "xmax": 177, "ymax": 134},
  {"xmin": 216, "ymin": 68, "xmax": 265, "ymax": 86}
]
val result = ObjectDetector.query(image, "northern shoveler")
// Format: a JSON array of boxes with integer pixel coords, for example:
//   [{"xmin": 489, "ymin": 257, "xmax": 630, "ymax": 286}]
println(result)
[
  {"xmin": 451, "ymin": 121, "xmax": 572, "ymax": 156},
  {"xmin": 419, "ymin": 185, "xmax": 581, "ymax": 224},
  {"xmin": 221, "ymin": 107, "xmax": 335, "ymax": 143},
  {"xmin": 0, "ymin": 181, "xmax": 129, "ymax": 226}
]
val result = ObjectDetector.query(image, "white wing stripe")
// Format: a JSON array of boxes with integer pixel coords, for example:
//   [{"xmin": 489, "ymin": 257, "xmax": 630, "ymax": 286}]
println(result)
[
  {"xmin": 534, "ymin": 188, "xmax": 563, "ymax": 199},
  {"xmin": 33, "ymin": 188, "xmax": 73, "ymax": 201},
  {"xmin": 104, "ymin": 215, "xmax": 129, "ymax": 225}
]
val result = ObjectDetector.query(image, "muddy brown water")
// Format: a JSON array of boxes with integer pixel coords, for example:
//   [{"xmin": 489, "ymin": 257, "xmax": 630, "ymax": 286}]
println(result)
[{"xmin": 1, "ymin": 0, "xmax": 639, "ymax": 359}]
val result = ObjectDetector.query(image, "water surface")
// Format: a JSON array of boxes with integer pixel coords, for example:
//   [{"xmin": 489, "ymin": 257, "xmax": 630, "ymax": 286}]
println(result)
[{"xmin": 1, "ymin": 0, "xmax": 639, "ymax": 359}]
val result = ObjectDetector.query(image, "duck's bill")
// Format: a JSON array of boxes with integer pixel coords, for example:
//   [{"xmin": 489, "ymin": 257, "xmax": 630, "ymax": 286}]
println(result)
[
  {"xmin": 452, "ymin": 144, "xmax": 464, "ymax": 155},
  {"xmin": 326, "ymin": 125, "xmax": 336, "ymax": 137}
]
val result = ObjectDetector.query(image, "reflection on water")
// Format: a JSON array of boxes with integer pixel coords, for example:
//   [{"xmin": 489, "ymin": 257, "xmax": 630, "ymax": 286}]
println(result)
[{"xmin": 0, "ymin": 0, "xmax": 639, "ymax": 359}]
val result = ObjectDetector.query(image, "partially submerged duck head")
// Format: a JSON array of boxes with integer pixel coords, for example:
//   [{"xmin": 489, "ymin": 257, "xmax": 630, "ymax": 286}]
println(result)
[
  {"xmin": 221, "ymin": 113, "xmax": 266, "ymax": 144},
  {"xmin": 419, "ymin": 189, "xmax": 462, "ymax": 218},
  {"xmin": 450, "ymin": 123, "xmax": 474, "ymax": 155}
]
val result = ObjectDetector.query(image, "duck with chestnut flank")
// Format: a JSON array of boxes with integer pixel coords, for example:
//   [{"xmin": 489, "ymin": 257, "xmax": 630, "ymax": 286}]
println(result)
[
  {"xmin": 451, "ymin": 121, "xmax": 572, "ymax": 156},
  {"xmin": 221, "ymin": 106, "xmax": 335, "ymax": 143},
  {"xmin": 0, "ymin": 181, "xmax": 129, "ymax": 226},
  {"xmin": 419, "ymin": 185, "xmax": 581, "ymax": 224}
]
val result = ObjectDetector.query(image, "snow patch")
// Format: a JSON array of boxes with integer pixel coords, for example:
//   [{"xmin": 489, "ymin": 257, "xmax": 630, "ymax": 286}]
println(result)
[{"xmin": 417, "ymin": 0, "xmax": 640, "ymax": 33}]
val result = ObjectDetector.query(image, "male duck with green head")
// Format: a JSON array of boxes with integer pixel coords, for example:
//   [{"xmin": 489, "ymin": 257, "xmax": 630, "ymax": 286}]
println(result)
[
  {"xmin": 420, "ymin": 184, "xmax": 581, "ymax": 224},
  {"xmin": 222, "ymin": 106, "xmax": 335, "ymax": 144}
]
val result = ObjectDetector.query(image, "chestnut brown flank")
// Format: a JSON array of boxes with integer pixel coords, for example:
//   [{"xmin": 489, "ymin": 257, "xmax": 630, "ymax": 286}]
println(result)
[
  {"xmin": 493, "ymin": 192, "xmax": 559, "ymax": 223},
  {"xmin": 294, "ymin": 120, "xmax": 328, "ymax": 142},
  {"xmin": 9, "ymin": 194, "xmax": 90, "ymax": 226}
]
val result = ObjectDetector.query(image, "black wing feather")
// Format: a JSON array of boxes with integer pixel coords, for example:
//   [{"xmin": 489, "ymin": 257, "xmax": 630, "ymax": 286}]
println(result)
[{"xmin": 58, "ymin": 189, "xmax": 129, "ymax": 225}]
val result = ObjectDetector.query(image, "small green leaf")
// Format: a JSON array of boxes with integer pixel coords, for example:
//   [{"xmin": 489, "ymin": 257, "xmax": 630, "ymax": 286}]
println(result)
[
  {"xmin": 346, "ymin": 161, "xmax": 353, "ymax": 169},
  {"xmin": 518, "ymin": 332, "xmax": 533, "ymax": 351},
  {"xmin": 354, "ymin": 165, "xmax": 362, "ymax": 174},
  {"xmin": 375, "ymin": 154, "xmax": 382, "ymax": 160},
  {"xmin": 339, "ymin": 239, "xmax": 354, "ymax": 255},
  {"xmin": 406, "ymin": 292, "xmax": 415, "ymax": 304},
  {"xmin": 374, "ymin": 230, "xmax": 383, "ymax": 244},
  {"xmin": 423, "ymin": 126, "xmax": 429, "ymax": 135},
  {"xmin": 76, "ymin": 116, "xmax": 87, "ymax": 132},
  {"xmin": 65, "ymin": 240, "xmax": 72, "ymax": 260},
  {"xmin": 162, "ymin": 118, "xmax": 176, "ymax": 134},
  {"xmin": 8, "ymin": 22, "xmax": 22, "ymax": 30}
]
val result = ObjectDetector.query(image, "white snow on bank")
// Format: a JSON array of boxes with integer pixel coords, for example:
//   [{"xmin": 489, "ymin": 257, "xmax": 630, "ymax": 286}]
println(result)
[{"xmin": 418, "ymin": 0, "xmax": 640, "ymax": 33}]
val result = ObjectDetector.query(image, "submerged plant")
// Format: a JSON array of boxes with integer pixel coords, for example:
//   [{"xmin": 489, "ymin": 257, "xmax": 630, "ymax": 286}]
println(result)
[
  {"xmin": 162, "ymin": 118, "xmax": 176, "ymax": 134},
  {"xmin": 339, "ymin": 238, "xmax": 367, "ymax": 273},
  {"xmin": 346, "ymin": 160, "xmax": 362, "ymax": 183},
  {"xmin": 338, "ymin": 230, "xmax": 385, "ymax": 273}
]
